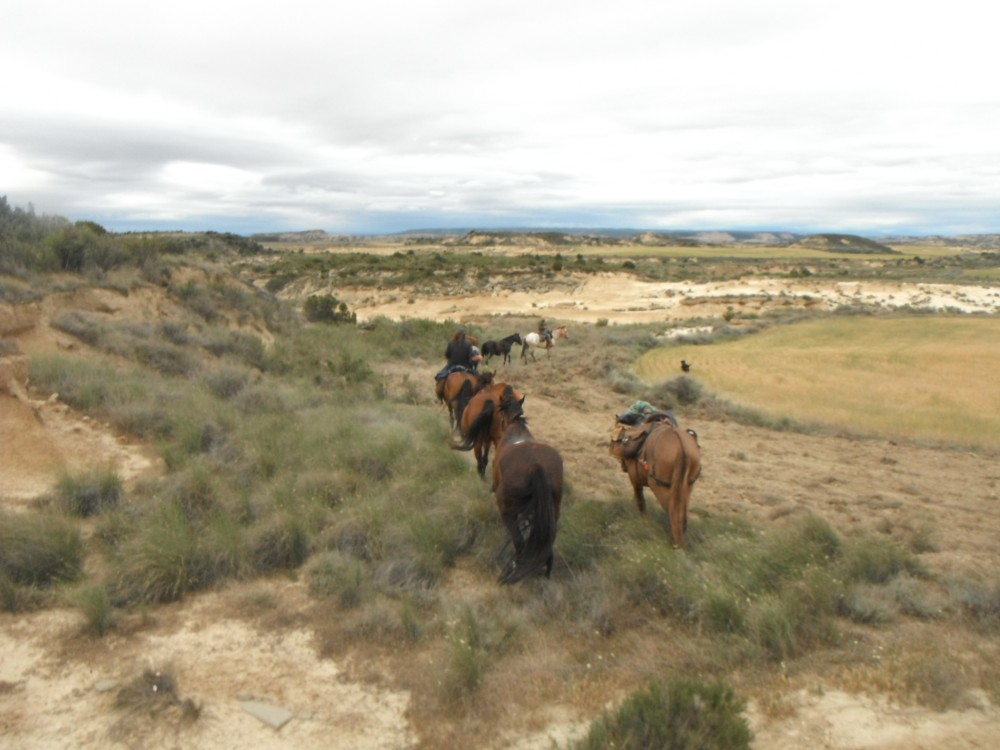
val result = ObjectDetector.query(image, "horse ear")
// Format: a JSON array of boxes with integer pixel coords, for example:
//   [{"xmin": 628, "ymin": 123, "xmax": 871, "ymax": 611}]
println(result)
[{"xmin": 518, "ymin": 396, "xmax": 525, "ymax": 407}]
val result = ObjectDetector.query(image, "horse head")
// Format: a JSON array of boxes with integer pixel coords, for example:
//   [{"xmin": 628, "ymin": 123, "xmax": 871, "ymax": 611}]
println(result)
[{"xmin": 498, "ymin": 385, "xmax": 527, "ymax": 429}]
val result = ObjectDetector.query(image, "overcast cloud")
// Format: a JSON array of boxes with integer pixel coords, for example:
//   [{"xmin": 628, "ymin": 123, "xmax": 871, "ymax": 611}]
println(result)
[{"xmin": 2, "ymin": 1, "xmax": 997, "ymax": 235}]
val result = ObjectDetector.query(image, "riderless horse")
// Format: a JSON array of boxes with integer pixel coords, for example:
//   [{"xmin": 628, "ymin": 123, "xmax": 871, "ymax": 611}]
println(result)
[
  {"xmin": 609, "ymin": 415, "xmax": 702, "ymax": 548},
  {"xmin": 481, "ymin": 332, "xmax": 523, "ymax": 366},
  {"xmin": 491, "ymin": 386, "xmax": 563, "ymax": 583}
]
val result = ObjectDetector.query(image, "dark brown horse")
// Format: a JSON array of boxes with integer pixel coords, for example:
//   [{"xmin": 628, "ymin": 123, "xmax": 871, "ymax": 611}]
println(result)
[
  {"xmin": 481, "ymin": 332, "xmax": 523, "ymax": 366},
  {"xmin": 450, "ymin": 379, "xmax": 523, "ymax": 479},
  {"xmin": 436, "ymin": 370, "xmax": 493, "ymax": 432},
  {"xmin": 491, "ymin": 386, "xmax": 562, "ymax": 583},
  {"xmin": 609, "ymin": 418, "xmax": 702, "ymax": 548}
]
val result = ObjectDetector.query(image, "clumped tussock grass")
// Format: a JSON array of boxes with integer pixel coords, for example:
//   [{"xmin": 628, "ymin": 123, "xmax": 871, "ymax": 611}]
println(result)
[
  {"xmin": 113, "ymin": 501, "xmax": 208, "ymax": 604},
  {"xmin": 594, "ymin": 512, "xmax": 933, "ymax": 662},
  {"xmin": 573, "ymin": 676, "xmax": 752, "ymax": 750},
  {"xmin": 0, "ymin": 512, "xmax": 83, "ymax": 586},
  {"xmin": 53, "ymin": 468, "xmax": 123, "ymax": 517},
  {"xmin": 70, "ymin": 582, "xmax": 117, "ymax": 636}
]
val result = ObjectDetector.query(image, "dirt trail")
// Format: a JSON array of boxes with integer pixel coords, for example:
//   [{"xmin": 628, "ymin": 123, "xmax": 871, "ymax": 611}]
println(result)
[{"xmin": 3, "ymin": 277, "xmax": 1000, "ymax": 749}]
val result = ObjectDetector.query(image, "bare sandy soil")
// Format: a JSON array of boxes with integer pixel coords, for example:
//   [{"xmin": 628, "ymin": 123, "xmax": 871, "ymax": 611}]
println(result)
[
  {"xmin": 2, "ymin": 274, "xmax": 999, "ymax": 748},
  {"xmin": 334, "ymin": 273, "xmax": 1000, "ymax": 325}
]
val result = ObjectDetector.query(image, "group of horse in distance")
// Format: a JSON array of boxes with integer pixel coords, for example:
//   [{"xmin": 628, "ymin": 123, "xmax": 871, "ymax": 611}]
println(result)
[
  {"xmin": 479, "ymin": 325, "xmax": 569, "ymax": 366},
  {"xmin": 435, "ymin": 324, "xmax": 701, "ymax": 583}
]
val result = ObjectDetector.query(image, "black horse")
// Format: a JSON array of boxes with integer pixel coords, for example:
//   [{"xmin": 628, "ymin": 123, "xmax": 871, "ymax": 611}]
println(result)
[{"xmin": 481, "ymin": 332, "xmax": 523, "ymax": 366}]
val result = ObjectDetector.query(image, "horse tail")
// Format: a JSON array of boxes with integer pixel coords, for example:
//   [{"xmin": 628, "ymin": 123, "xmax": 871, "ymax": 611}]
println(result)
[
  {"xmin": 502, "ymin": 467, "xmax": 557, "ymax": 584},
  {"xmin": 667, "ymin": 429, "xmax": 695, "ymax": 548},
  {"xmin": 454, "ymin": 379, "xmax": 473, "ymax": 428},
  {"xmin": 450, "ymin": 397, "xmax": 493, "ymax": 451}
]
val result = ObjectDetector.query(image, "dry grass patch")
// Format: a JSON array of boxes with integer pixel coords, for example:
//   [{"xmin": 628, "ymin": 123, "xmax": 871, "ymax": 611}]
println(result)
[{"xmin": 638, "ymin": 316, "xmax": 1000, "ymax": 449}]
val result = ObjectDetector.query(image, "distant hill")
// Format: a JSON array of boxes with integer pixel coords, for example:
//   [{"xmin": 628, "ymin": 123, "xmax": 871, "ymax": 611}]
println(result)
[
  {"xmin": 251, "ymin": 228, "xmax": 1000, "ymax": 251},
  {"xmin": 796, "ymin": 234, "xmax": 898, "ymax": 254}
]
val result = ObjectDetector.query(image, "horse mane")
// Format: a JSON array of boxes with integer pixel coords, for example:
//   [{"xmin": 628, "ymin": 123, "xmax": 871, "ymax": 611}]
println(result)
[{"xmin": 500, "ymin": 385, "xmax": 526, "ymax": 423}]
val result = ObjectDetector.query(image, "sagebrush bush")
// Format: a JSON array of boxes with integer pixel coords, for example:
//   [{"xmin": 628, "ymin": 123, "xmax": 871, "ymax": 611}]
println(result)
[
  {"xmin": 574, "ymin": 676, "xmax": 752, "ymax": 750},
  {"xmin": 308, "ymin": 551, "xmax": 368, "ymax": 608},
  {"xmin": 842, "ymin": 535, "xmax": 925, "ymax": 584}
]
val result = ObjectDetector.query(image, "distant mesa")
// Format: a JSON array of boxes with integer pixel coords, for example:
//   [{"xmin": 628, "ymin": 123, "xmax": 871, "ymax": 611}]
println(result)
[{"xmin": 796, "ymin": 233, "xmax": 898, "ymax": 254}]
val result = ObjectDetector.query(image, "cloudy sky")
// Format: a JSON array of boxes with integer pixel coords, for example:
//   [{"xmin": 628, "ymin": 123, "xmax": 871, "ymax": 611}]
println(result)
[{"xmin": 2, "ymin": 1, "xmax": 997, "ymax": 235}]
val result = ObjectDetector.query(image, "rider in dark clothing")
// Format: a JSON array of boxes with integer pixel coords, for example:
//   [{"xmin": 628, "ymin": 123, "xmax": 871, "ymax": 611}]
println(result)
[
  {"xmin": 444, "ymin": 330, "xmax": 474, "ymax": 369},
  {"xmin": 437, "ymin": 329, "xmax": 474, "ymax": 380}
]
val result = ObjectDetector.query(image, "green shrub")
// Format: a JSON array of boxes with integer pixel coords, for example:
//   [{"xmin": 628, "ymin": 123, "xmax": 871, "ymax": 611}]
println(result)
[
  {"xmin": 54, "ymin": 469, "xmax": 124, "ymax": 517},
  {"xmin": 71, "ymin": 583, "xmax": 116, "ymax": 636},
  {"xmin": 0, "ymin": 512, "xmax": 83, "ymax": 585},
  {"xmin": 574, "ymin": 676, "xmax": 752, "ymax": 750},
  {"xmin": 304, "ymin": 294, "xmax": 357, "ymax": 324},
  {"xmin": 114, "ymin": 502, "xmax": 208, "ymax": 604},
  {"xmin": 842, "ymin": 536, "xmax": 924, "ymax": 584},
  {"xmin": 0, "ymin": 571, "xmax": 18, "ymax": 612},
  {"xmin": 250, "ymin": 515, "xmax": 310, "ymax": 573},
  {"xmin": 308, "ymin": 551, "xmax": 368, "ymax": 608}
]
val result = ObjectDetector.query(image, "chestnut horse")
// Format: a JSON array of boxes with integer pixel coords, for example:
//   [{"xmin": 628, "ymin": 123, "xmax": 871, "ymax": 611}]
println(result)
[
  {"xmin": 436, "ymin": 369, "xmax": 493, "ymax": 432},
  {"xmin": 609, "ymin": 418, "xmax": 702, "ymax": 548},
  {"xmin": 450, "ymin": 379, "xmax": 523, "ymax": 479},
  {"xmin": 491, "ymin": 386, "xmax": 562, "ymax": 583}
]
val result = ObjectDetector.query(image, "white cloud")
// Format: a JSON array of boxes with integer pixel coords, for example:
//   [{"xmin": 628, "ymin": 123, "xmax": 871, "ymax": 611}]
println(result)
[{"xmin": 1, "ymin": 0, "xmax": 998, "ymax": 234}]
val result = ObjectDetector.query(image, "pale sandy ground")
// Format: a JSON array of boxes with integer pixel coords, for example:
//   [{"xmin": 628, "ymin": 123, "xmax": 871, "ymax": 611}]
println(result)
[
  {"xmin": 3, "ymin": 274, "xmax": 1000, "ymax": 748},
  {"xmin": 331, "ymin": 274, "xmax": 1000, "ymax": 325}
]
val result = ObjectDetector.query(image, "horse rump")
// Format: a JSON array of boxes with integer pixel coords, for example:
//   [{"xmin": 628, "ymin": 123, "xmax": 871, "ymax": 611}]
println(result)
[
  {"xmin": 450, "ymin": 394, "xmax": 494, "ymax": 451},
  {"xmin": 498, "ymin": 466, "xmax": 558, "ymax": 584}
]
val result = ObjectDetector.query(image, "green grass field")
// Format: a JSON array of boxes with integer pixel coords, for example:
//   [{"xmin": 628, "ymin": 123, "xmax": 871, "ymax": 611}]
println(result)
[{"xmin": 637, "ymin": 316, "xmax": 1000, "ymax": 450}]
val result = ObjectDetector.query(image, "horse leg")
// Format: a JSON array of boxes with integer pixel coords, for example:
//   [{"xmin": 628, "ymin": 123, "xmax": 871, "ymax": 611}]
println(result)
[
  {"xmin": 502, "ymin": 510, "xmax": 526, "ymax": 556},
  {"xmin": 668, "ymin": 498, "xmax": 686, "ymax": 549},
  {"xmin": 474, "ymin": 439, "xmax": 488, "ymax": 479},
  {"xmin": 633, "ymin": 485, "xmax": 646, "ymax": 513},
  {"xmin": 627, "ymin": 463, "xmax": 646, "ymax": 513}
]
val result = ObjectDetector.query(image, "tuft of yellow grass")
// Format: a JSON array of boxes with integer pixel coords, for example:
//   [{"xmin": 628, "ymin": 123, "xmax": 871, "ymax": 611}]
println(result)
[{"xmin": 637, "ymin": 316, "xmax": 1000, "ymax": 450}]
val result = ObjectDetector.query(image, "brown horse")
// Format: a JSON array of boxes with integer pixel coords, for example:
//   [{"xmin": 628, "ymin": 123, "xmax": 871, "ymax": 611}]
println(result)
[
  {"xmin": 491, "ymin": 386, "xmax": 563, "ymax": 583},
  {"xmin": 450, "ymin": 379, "xmax": 523, "ymax": 479},
  {"xmin": 609, "ymin": 418, "xmax": 702, "ymax": 548},
  {"xmin": 436, "ymin": 370, "xmax": 493, "ymax": 432}
]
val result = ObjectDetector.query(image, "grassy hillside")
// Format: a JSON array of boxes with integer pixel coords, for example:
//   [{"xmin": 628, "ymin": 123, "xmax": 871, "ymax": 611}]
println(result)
[{"xmin": 4, "ymin": 208, "xmax": 1000, "ymax": 748}]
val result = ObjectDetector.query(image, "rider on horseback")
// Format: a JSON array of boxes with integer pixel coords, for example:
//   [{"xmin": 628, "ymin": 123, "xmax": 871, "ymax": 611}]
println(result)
[{"xmin": 436, "ymin": 328, "xmax": 475, "ymax": 380}]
